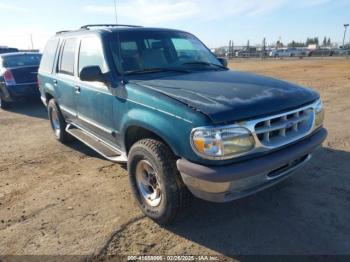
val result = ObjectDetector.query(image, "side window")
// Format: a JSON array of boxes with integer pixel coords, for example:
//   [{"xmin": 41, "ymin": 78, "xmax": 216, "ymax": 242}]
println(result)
[
  {"xmin": 78, "ymin": 37, "xmax": 108, "ymax": 75},
  {"xmin": 120, "ymin": 41, "xmax": 141, "ymax": 71},
  {"xmin": 59, "ymin": 38, "xmax": 77, "ymax": 76},
  {"xmin": 40, "ymin": 38, "xmax": 59, "ymax": 73}
]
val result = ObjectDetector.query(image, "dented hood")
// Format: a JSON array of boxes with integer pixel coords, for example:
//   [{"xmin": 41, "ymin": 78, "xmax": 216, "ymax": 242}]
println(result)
[{"xmin": 133, "ymin": 70, "xmax": 319, "ymax": 124}]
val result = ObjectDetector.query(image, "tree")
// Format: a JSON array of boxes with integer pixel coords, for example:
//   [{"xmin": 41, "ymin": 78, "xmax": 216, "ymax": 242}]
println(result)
[
  {"xmin": 315, "ymin": 37, "xmax": 319, "ymax": 46},
  {"xmin": 288, "ymin": 41, "xmax": 305, "ymax": 47},
  {"xmin": 306, "ymin": 37, "xmax": 319, "ymax": 46},
  {"xmin": 327, "ymin": 38, "xmax": 331, "ymax": 46},
  {"xmin": 323, "ymin": 37, "xmax": 327, "ymax": 46}
]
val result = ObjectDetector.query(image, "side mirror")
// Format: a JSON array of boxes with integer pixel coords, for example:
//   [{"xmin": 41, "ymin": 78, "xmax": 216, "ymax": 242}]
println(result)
[
  {"xmin": 217, "ymin": 57, "xmax": 228, "ymax": 67},
  {"xmin": 80, "ymin": 66, "xmax": 106, "ymax": 83}
]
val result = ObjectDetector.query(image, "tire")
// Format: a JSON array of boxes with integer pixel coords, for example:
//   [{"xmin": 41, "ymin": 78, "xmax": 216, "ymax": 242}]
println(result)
[
  {"xmin": 128, "ymin": 138, "xmax": 191, "ymax": 225},
  {"xmin": 47, "ymin": 99, "xmax": 73, "ymax": 143},
  {"xmin": 0, "ymin": 96, "xmax": 10, "ymax": 109}
]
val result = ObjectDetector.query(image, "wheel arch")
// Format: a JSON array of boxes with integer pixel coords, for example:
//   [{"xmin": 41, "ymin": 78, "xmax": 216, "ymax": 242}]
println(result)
[
  {"xmin": 44, "ymin": 92, "xmax": 55, "ymax": 104},
  {"xmin": 123, "ymin": 124, "xmax": 180, "ymax": 157}
]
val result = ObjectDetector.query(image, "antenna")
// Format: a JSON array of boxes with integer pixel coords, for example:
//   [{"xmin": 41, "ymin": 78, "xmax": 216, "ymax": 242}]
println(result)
[
  {"xmin": 30, "ymin": 34, "xmax": 34, "ymax": 49},
  {"xmin": 113, "ymin": 0, "xmax": 118, "ymax": 24},
  {"xmin": 112, "ymin": 0, "xmax": 125, "ymax": 83}
]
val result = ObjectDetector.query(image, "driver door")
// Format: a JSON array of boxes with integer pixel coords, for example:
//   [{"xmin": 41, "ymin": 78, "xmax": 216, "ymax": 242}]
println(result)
[{"xmin": 75, "ymin": 36, "xmax": 116, "ymax": 144}]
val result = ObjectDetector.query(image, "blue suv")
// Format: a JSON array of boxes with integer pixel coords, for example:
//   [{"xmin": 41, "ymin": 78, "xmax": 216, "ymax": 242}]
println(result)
[{"xmin": 38, "ymin": 24, "xmax": 327, "ymax": 224}]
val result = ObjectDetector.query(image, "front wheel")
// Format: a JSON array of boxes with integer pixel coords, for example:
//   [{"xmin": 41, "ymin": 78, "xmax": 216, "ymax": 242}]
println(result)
[
  {"xmin": 47, "ymin": 99, "xmax": 73, "ymax": 143},
  {"xmin": 128, "ymin": 139, "xmax": 191, "ymax": 225}
]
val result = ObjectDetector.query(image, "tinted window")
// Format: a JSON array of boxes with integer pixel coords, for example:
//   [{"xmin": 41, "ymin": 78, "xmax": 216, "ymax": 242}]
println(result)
[
  {"xmin": 0, "ymin": 48, "xmax": 19, "ymax": 54},
  {"xmin": 3, "ymin": 54, "xmax": 41, "ymax": 67},
  {"xmin": 171, "ymin": 38, "xmax": 200, "ymax": 60},
  {"xmin": 40, "ymin": 38, "xmax": 59, "ymax": 73},
  {"xmin": 121, "ymin": 41, "xmax": 138, "ymax": 51},
  {"xmin": 111, "ymin": 31, "xmax": 221, "ymax": 74},
  {"xmin": 59, "ymin": 38, "xmax": 77, "ymax": 75},
  {"xmin": 78, "ymin": 37, "xmax": 108, "ymax": 75}
]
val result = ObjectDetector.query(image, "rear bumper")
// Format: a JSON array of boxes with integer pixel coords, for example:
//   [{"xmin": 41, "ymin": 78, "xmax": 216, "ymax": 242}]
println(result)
[
  {"xmin": 1, "ymin": 83, "xmax": 40, "ymax": 102},
  {"xmin": 177, "ymin": 128, "xmax": 327, "ymax": 202}
]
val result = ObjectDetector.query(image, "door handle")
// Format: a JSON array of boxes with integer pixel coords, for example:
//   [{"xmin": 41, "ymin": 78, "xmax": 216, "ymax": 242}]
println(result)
[
  {"xmin": 74, "ymin": 86, "xmax": 81, "ymax": 94},
  {"xmin": 53, "ymin": 79, "xmax": 58, "ymax": 86}
]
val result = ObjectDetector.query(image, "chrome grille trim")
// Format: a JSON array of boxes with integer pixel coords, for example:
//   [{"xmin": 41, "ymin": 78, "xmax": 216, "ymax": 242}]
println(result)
[
  {"xmin": 254, "ymin": 108, "xmax": 314, "ymax": 147},
  {"xmin": 235, "ymin": 100, "xmax": 320, "ymax": 154}
]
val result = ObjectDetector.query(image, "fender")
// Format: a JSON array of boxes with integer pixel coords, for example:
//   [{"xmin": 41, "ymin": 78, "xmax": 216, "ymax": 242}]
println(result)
[{"xmin": 120, "ymin": 105, "xmax": 193, "ymax": 157}]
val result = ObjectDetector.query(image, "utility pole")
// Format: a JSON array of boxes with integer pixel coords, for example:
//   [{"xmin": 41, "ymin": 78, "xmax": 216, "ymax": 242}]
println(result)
[
  {"xmin": 231, "ymin": 40, "xmax": 234, "ymax": 58},
  {"xmin": 228, "ymin": 40, "xmax": 231, "ymax": 58},
  {"xmin": 343, "ymin": 24, "xmax": 349, "ymax": 48},
  {"xmin": 262, "ymin": 37, "xmax": 266, "ymax": 59}
]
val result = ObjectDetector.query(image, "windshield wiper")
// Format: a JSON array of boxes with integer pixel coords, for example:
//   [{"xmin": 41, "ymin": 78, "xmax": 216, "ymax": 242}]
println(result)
[
  {"xmin": 182, "ymin": 61, "xmax": 228, "ymax": 70},
  {"xmin": 125, "ymin": 67, "xmax": 190, "ymax": 75}
]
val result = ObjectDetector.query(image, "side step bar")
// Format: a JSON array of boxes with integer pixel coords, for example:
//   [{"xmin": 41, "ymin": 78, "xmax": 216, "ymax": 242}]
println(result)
[{"xmin": 66, "ymin": 124, "xmax": 127, "ymax": 163}]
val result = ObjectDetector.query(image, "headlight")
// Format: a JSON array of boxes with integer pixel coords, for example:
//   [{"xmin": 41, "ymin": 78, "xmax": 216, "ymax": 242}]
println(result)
[
  {"xmin": 191, "ymin": 126, "xmax": 255, "ymax": 159},
  {"xmin": 314, "ymin": 99, "xmax": 324, "ymax": 128}
]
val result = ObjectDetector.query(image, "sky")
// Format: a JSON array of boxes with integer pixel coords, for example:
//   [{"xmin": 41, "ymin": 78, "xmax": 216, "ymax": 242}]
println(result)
[{"xmin": 0, "ymin": 0, "xmax": 349, "ymax": 50}]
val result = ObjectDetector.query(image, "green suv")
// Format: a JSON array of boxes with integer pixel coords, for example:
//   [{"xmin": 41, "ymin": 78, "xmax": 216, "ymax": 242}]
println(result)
[{"xmin": 38, "ymin": 24, "xmax": 327, "ymax": 224}]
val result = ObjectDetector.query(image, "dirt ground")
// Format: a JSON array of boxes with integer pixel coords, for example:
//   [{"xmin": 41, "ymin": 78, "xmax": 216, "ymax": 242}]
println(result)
[{"xmin": 0, "ymin": 58, "xmax": 349, "ymax": 259}]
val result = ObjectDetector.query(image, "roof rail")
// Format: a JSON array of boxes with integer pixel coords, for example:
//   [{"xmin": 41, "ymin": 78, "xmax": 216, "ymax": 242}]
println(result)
[
  {"xmin": 80, "ymin": 24, "xmax": 142, "ymax": 30},
  {"xmin": 56, "ymin": 30, "xmax": 71, "ymax": 35}
]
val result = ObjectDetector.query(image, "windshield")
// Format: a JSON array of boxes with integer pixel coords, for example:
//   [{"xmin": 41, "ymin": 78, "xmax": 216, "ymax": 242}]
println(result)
[
  {"xmin": 110, "ymin": 30, "xmax": 225, "ymax": 75},
  {"xmin": 3, "ymin": 54, "xmax": 41, "ymax": 67}
]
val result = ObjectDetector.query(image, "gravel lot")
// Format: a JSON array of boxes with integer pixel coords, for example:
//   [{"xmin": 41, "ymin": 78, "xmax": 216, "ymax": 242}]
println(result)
[{"xmin": 0, "ymin": 58, "xmax": 349, "ymax": 259}]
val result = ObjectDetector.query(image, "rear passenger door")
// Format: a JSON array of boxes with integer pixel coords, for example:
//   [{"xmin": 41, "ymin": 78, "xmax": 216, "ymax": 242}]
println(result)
[
  {"xmin": 75, "ymin": 36, "xmax": 116, "ymax": 144},
  {"xmin": 55, "ymin": 38, "xmax": 78, "ymax": 121}
]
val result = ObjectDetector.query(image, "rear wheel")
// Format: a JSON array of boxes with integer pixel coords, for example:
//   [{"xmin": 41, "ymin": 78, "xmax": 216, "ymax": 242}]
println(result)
[
  {"xmin": 0, "ymin": 96, "xmax": 10, "ymax": 109},
  {"xmin": 128, "ymin": 139, "xmax": 191, "ymax": 225},
  {"xmin": 47, "ymin": 99, "xmax": 73, "ymax": 143}
]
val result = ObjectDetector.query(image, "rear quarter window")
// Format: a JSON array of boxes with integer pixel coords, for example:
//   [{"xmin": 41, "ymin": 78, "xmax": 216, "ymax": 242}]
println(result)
[{"xmin": 40, "ymin": 38, "xmax": 59, "ymax": 73}]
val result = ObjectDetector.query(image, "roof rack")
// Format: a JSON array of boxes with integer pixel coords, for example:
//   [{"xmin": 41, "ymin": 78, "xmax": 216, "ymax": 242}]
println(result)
[
  {"xmin": 56, "ymin": 30, "xmax": 71, "ymax": 35},
  {"xmin": 80, "ymin": 24, "xmax": 142, "ymax": 30}
]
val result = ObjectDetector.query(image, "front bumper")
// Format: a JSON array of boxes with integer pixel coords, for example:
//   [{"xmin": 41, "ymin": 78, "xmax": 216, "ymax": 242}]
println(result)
[{"xmin": 177, "ymin": 128, "xmax": 327, "ymax": 202}]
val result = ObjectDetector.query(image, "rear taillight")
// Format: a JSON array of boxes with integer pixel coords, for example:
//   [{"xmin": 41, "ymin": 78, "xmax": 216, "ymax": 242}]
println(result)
[{"xmin": 4, "ymin": 70, "xmax": 16, "ymax": 85}]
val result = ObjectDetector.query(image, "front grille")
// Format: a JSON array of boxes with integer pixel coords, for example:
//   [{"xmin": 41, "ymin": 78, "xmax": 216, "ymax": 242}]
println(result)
[{"xmin": 254, "ymin": 107, "xmax": 314, "ymax": 147}]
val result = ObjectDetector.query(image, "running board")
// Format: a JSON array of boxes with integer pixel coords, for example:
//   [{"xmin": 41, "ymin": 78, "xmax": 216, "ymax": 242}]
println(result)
[{"xmin": 66, "ymin": 124, "xmax": 127, "ymax": 163}]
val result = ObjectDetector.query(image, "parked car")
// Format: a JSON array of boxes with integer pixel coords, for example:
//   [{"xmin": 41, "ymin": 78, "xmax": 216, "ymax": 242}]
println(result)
[
  {"xmin": 333, "ymin": 48, "xmax": 350, "ymax": 56},
  {"xmin": 0, "ymin": 52, "xmax": 42, "ymax": 109},
  {"xmin": 38, "ymin": 25, "xmax": 327, "ymax": 224},
  {"xmin": 0, "ymin": 47, "xmax": 19, "ymax": 54},
  {"xmin": 270, "ymin": 48, "xmax": 307, "ymax": 57},
  {"xmin": 235, "ymin": 47, "xmax": 258, "ymax": 57},
  {"xmin": 309, "ymin": 48, "xmax": 334, "ymax": 57},
  {"xmin": 269, "ymin": 49, "xmax": 287, "ymax": 57}
]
